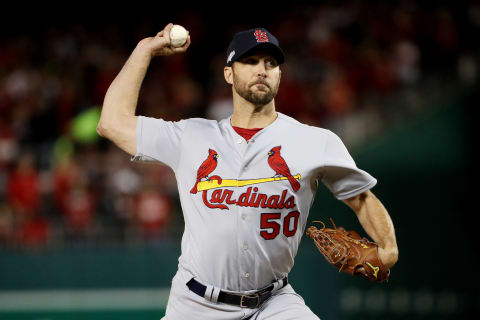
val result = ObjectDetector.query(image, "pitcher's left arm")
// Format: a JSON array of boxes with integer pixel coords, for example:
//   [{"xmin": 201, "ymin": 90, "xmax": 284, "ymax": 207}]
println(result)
[{"xmin": 343, "ymin": 190, "xmax": 399, "ymax": 268}]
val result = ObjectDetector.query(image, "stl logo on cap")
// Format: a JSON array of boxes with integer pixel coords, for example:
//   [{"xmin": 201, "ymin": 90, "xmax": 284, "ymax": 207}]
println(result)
[{"xmin": 254, "ymin": 29, "xmax": 269, "ymax": 43}]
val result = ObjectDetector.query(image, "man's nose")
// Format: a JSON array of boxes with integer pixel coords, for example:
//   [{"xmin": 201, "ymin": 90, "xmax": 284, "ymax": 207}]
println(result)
[{"xmin": 255, "ymin": 60, "xmax": 267, "ymax": 77}]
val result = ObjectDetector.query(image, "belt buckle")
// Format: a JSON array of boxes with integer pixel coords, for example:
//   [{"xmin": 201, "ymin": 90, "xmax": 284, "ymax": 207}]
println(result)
[{"xmin": 240, "ymin": 293, "xmax": 259, "ymax": 308}]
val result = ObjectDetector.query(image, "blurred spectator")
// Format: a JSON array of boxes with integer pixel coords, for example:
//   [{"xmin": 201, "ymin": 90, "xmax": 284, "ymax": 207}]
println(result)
[
  {"xmin": 63, "ymin": 186, "xmax": 96, "ymax": 241},
  {"xmin": 53, "ymin": 156, "xmax": 85, "ymax": 215},
  {"xmin": 0, "ymin": 204, "xmax": 14, "ymax": 245},
  {"xmin": 391, "ymin": 40, "xmax": 420, "ymax": 85},
  {"xmin": 0, "ymin": 118, "xmax": 17, "ymax": 169},
  {"xmin": 15, "ymin": 213, "xmax": 51, "ymax": 248},
  {"xmin": 319, "ymin": 69, "xmax": 356, "ymax": 117},
  {"xmin": 135, "ymin": 188, "xmax": 172, "ymax": 241},
  {"xmin": 168, "ymin": 75, "xmax": 203, "ymax": 119},
  {"xmin": 7, "ymin": 151, "xmax": 41, "ymax": 217},
  {"xmin": 206, "ymin": 96, "xmax": 234, "ymax": 121}
]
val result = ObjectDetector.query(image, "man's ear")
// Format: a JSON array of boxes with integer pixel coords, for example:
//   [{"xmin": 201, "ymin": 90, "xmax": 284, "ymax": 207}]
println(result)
[{"xmin": 224, "ymin": 66, "xmax": 233, "ymax": 85}]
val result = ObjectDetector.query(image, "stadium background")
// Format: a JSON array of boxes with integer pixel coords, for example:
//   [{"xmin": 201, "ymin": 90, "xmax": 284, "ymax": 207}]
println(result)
[{"xmin": 0, "ymin": 2, "xmax": 476, "ymax": 319}]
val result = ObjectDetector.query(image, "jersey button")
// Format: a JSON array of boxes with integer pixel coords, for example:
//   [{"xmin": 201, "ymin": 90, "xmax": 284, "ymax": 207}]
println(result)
[
  {"xmin": 241, "ymin": 214, "xmax": 246, "ymax": 220},
  {"xmin": 243, "ymin": 243, "xmax": 248, "ymax": 250},
  {"xmin": 237, "ymin": 138, "xmax": 243, "ymax": 144},
  {"xmin": 245, "ymin": 272, "xmax": 250, "ymax": 278}
]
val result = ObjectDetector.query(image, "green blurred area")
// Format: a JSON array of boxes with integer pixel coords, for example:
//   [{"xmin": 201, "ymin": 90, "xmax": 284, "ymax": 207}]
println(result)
[
  {"xmin": 0, "ymin": 100, "xmax": 474, "ymax": 319},
  {"xmin": 71, "ymin": 107, "xmax": 101, "ymax": 144}
]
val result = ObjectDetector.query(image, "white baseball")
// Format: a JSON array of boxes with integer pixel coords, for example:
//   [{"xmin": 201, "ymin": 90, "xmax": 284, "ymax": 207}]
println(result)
[{"xmin": 170, "ymin": 25, "xmax": 188, "ymax": 47}]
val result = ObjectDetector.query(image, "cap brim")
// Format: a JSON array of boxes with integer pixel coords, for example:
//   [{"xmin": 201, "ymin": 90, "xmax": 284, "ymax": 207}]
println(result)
[{"xmin": 229, "ymin": 43, "xmax": 285, "ymax": 66}]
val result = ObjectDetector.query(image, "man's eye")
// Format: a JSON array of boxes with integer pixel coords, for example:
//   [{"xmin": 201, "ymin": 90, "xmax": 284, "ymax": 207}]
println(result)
[{"xmin": 266, "ymin": 60, "xmax": 277, "ymax": 67}]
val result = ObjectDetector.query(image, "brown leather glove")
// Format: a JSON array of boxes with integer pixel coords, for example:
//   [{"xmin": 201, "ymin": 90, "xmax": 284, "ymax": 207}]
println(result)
[{"xmin": 306, "ymin": 219, "xmax": 390, "ymax": 282}]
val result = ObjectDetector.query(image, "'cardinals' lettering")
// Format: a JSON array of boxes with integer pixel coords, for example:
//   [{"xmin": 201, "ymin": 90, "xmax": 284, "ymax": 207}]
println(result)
[{"xmin": 202, "ymin": 187, "xmax": 296, "ymax": 210}]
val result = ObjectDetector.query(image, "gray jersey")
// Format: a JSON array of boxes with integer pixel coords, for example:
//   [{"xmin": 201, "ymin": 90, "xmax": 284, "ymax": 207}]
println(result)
[{"xmin": 132, "ymin": 112, "xmax": 376, "ymax": 292}]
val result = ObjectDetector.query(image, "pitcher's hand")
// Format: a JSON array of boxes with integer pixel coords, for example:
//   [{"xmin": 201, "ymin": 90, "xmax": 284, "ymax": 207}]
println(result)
[{"xmin": 137, "ymin": 23, "xmax": 191, "ymax": 57}]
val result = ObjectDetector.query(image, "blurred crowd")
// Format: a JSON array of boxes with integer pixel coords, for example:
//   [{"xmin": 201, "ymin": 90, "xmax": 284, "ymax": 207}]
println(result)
[{"xmin": 0, "ymin": 2, "xmax": 478, "ymax": 249}]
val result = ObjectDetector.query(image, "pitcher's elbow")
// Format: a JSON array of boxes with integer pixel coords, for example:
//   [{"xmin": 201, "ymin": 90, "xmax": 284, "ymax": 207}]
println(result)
[
  {"xmin": 388, "ymin": 246, "xmax": 399, "ymax": 268},
  {"xmin": 393, "ymin": 247, "xmax": 399, "ymax": 264},
  {"xmin": 96, "ymin": 121, "xmax": 111, "ymax": 138}
]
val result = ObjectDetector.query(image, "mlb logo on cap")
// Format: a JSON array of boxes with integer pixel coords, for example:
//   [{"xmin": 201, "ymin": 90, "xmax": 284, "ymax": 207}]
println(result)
[{"xmin": 225, "ymin": 27, "xmax": 285, "ymax": 67}]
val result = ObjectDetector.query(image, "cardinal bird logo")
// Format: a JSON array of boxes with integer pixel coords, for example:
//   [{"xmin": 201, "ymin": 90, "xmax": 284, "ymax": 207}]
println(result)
[
  {"xmin": 190, "ymin": 148, "xmax": 220, "ymax": 194},
  {"xmin": 267, "ymin": 146, "xmax": 300, "ymax": 192}
]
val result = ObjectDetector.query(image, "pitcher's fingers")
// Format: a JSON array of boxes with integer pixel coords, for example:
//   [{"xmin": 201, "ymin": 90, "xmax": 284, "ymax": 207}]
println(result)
[
  {"xmin": 154, "ymin": 29, "xmax": 170, "ymax": 47},
  {"xmin": 173, "ymin": 35, "xmax": 191, "ymax": 52},
  {"xmin": 163, "ymin": 23, "xmax": 174, "ymax": 45}
]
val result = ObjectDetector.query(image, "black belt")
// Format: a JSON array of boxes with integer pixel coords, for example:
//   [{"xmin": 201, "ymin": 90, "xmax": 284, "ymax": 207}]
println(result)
[{"xmin": 186, "ymin": 277, "xmax": 288, "ymax": 309}]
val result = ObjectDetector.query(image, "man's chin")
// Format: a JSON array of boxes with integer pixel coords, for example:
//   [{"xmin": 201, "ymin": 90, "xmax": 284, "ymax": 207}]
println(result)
[
  {"xmin": 247, "ymin": 94, "xmax": 274, "ymax": 106},
  {"xmin": 234, "ymin": 85, "xmax": 276, "ymax": 106},
  {"xmin": 252, "ymin": 92, "xmax": 269, "ymax": 99}
]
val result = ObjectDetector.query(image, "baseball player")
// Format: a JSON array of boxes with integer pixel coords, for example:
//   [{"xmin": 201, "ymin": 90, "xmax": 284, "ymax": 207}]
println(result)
[{"xmin": 97, "ymin": 23, "xmax": 398, "ymax": 320}]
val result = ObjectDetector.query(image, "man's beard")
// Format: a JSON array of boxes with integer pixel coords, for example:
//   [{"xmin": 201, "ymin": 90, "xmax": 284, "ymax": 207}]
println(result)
[{"xmin": 233, "ymin": 73, "xmax": 280, "ymax": 106}]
